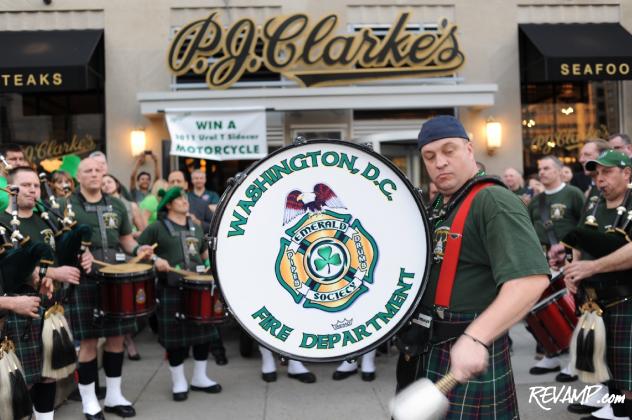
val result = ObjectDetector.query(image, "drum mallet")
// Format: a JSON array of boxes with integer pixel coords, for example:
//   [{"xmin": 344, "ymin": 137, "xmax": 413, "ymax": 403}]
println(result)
[{"xmin": 390, "ymin": 372, "xmax": 458, "ymax": 420}]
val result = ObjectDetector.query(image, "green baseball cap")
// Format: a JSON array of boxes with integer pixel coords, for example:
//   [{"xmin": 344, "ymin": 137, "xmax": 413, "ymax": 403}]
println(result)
[{"xmin": 585, "ymin": 149, "xmax": 632, "ymax": 171}]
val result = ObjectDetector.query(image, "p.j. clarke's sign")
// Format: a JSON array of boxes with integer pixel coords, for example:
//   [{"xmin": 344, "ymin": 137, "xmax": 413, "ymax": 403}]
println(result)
[{"xmin": 168, "ymin": 12, "xmax": 465, "ymax": 90}]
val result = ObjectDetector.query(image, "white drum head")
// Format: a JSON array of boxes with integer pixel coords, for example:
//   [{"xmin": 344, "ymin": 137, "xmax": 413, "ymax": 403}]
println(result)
[{"xmin": 212, "ymin": 140, "xmax": 431, "ymax": 361}]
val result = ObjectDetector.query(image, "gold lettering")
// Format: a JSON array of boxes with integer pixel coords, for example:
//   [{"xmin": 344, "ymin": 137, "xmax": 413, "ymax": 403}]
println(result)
[
  {"xmin": 13, "ymin": 74, "xmax": 23, "ymax": 86},
  {"xmin": 606, "ymin": 63, "xmax": 616, "ymax": 75},
  {"xmin": 596, "ymin": 63, "xmax": 603, "ymax": 74},
  {"xmin": 1, "ymin": 75, "xmax": 9, "ymax": 86},
  {"xmin": 583, "ymin": 64, "xmax": 593, "ymax": 75},
  {"xmin": 621, "ymin": 63, "xmax": 630, "ymax": 75},
  {"xmin": 560, "ymin": 63, "xmax": 569, "ymax": 76},
  {"xmin": 52, "ymin": 73, "xmax": 62, "ymax": 86},
  {"xmin": 572, "ymin": 64, "xmax": 581, "ymax": 75},
  {"xmin": 23, "ymin": 135, "xmax": 97, "ymax": 163},
  {"xmin": 26, "ymin": 74, "xmax": 37, "ymax": 86},
  {"xmin": 168, "ymin": 12, "xmax": 465, "ymax": 89},
  {"xmin": 39, "ymin": 73, "xmax": 49, "ymax": 85}
]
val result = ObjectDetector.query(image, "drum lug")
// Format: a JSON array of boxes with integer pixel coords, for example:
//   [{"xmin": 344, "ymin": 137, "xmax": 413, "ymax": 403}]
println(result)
[
  {"xmin": 208, "ymin": 236, "xmax": 217, "ymax": 252},
  {"xmin": 293, "ymin": 136, "xmax": 307, "ymax": 145},
  {"xmin": 359, "ymin": 142, "xmax": 374, "ymax": 151}
]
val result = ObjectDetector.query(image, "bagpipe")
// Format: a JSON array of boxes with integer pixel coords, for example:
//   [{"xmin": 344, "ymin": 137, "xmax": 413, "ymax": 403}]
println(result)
[{"xmin": 561, "ymin": 183, "xmax": 632, "ymax": 384}]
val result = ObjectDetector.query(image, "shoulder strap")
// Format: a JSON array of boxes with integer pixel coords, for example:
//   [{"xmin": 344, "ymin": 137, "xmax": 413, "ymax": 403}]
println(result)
[
  {"xmin": 538, "ymin": 193, "xmax": 558, "ymax": 246},
  {"xmin": 434, "ymin": 182, "xmax": 494, "ymax": 309}
]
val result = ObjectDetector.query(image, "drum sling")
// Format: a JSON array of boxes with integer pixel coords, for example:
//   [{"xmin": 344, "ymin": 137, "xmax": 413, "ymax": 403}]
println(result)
[
  {"xmin": 76, "ymin": 193, "xmax": 122, "ymax": 262},
  {"xmin": 538, "ymin": 192, "xmax": 559, "ymax": 247},
  {"xmin": 396, "ymin": 182, "xmax": 494, "ymax": 360},
  {"xmin": 161, "ymin": 217, "xmax": 198, "ymax": 272}
]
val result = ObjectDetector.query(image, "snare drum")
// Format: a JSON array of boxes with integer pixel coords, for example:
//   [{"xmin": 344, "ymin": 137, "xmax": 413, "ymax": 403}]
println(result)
[
  {"xmin": 525, "ymin": 289, "xmax": 578, "ymax": 356},
  {"xmin": 96, "ymin": 263, "xmax": 156, "ymax": 319},
  {"xmin": 180, "ymin": 274, "xmax": 227, "ymax": 324}
]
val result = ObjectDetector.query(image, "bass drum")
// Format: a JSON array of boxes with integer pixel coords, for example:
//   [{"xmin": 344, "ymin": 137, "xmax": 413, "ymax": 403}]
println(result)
[{"xmin": 210, "ymin": 140, "xmax": 431, "ymax": 362}]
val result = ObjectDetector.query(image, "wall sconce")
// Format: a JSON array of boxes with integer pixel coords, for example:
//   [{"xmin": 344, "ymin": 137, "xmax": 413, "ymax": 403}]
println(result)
[
  {"xmin": 130, "ymin": 128, "xmax": 146, "ymax": 157},
  {"xmin": 485, "ymin": 117, "xmax": 502, "ymax": 155}
]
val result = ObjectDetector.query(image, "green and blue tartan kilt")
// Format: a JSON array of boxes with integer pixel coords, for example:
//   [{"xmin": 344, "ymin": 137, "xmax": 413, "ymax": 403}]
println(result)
[
  {"xmin": 4, "ymin": 308, "xmax": 44, "ymax": 386},
  {"xmin": 156, "ymin": 283, "xmax": 215, "ymax": 350},
  {"xmin": 605, "ymin": 299, "xmax": 632, "ymax": 390},
  {"xmin": 396, "ymin": 311, "xmax": 518, "ymax": 420},
  {"xmin": 66, "ymin": 274, "xmax": 137, "ymax": 340}
]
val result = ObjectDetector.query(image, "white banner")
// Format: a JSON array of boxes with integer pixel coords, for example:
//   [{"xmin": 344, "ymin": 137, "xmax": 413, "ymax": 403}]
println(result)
[{"xmin": 166, "ymin": 108, "xmax": 267, "ymax": 161}]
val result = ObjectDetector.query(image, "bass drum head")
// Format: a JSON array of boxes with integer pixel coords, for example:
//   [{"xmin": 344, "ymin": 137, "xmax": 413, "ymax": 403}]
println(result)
[{"xmin": 211, "ymin": 140, "xmax": 431, "ymax": 362}]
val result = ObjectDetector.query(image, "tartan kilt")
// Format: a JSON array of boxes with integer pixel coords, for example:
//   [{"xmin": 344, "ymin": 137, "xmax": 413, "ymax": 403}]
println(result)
[
  {"xmin": 605, "ymin": 298, "xmax": 632, "ymax": 390},
  {"xmin": 4, "ymin": 309, "xmax": 44, "ymax": 386},
  {"xmin": 66, "ymin": 273, "xmax": 137, "ymax": 340},
  {"xmin": 396, "ymin": 311, "xmax": 518, "ymax": 420},
  {"xmin": 156, "ymin": 283, "xmax": 215, "ymax": 350}
]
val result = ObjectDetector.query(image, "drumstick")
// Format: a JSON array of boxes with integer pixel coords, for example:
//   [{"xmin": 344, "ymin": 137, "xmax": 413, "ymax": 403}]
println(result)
[{"xmin": 128, "ymin": 243, "xmax": 158, "ymax": 264}]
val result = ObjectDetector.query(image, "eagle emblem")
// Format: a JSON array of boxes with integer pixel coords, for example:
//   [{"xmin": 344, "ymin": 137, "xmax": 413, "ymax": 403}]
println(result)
[{"xmin": 283, "ymin": 183, "xmax": 346, "ymax": 225}]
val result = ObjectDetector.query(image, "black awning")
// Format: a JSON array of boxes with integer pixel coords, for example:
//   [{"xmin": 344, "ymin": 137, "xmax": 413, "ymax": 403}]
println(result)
[
  {"xmin": 519, "ymin": 23, "xmax": 632, "ymax": 83},
  {"xmin": 0, "ymin": 29, "xmax": 104, "ymax": 93}
]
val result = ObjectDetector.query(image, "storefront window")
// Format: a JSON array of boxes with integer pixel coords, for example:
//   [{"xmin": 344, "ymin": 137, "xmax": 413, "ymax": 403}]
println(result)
[
  {"xmin": 521, "ymin": 81, "xmax": 620, "ymax": 174},
  {"xmin": 0, "ymin": 91, "xmax": 105, "ymax": 168}
]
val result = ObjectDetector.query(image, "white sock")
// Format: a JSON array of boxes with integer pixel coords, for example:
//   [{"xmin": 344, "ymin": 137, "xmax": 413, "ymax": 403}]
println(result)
[
  {"xmin": 260, "ymin": 346, "xmax": 276, "ymax": 374},
  {"xmin": 560, "ymin": 362, "xmax": 574, "ymax": 376},
  {"xmin": 168, "ymin": 364, "xmax": 188, "ymax": 393},
  {"xmin": 288, "ymin": 360, "xmax": 309, "ymax": 375},
  {"xmin": 583, "ymin": 384, "xmax": 608, "ymax": 408},
  {"xmin": 534, "ymin": 356, "xmax": 560, "ymax": 369},
  {"xmin": 591, "ymin": 404, "xmax": 613, "ymax": 419},
  {"xmin": 78, "ymin": 382, "xmax": 101, "ymax": 415},
  {"xmin": 191, "ymin": 360, "xmax": 217, "ymax": 388},
  {"xmin": 104, "ymin": 376, "xmax": 131, "ymax": 407},
  {"xmin": 361, "ymin": 350, "xmax": 376, "ymax": 373},
  {"xmin": 33, "ymin": 409, "xmax": 54, "ymax": 420},
  {"xmin": 336, "ymin": 360, "xmax": 358, "ymax": 372}
]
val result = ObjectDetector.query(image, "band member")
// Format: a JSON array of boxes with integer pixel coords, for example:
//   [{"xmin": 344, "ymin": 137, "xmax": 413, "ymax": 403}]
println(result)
[
  {"xmin": 0, "ymin": 143, "xmax": 29, "ymax": 212},
  {"xmin": 608, "ymin": 133, "xmax": 632, "ymax": 158},
  {"xmin": 65, "ymin": 157, "xmax": 154, "ymax": 420},
  {"xmin": 551, "ymin": 150, "xmax": 632, "ymax": 418},
  {"xmin": 0, "ymin": 167, "xmax": 93, "ymax": 419},
  {"xmin": 332, "ymin": 350, "xmax": 376, "ymax": 381},
  {"xmin": 526, "ymin": 156, "xmax": 584, "ymax": 377},
  {"xmin": 137, "ymin": 187, "xmax": 222, "ymax": 401},
  {"xmin": 396, "ymin": 115, "xmax": 549, "ymax": 418},
  {"xmin": 258, "ymin": 345, "xmax": 316, "ymax": 383}
]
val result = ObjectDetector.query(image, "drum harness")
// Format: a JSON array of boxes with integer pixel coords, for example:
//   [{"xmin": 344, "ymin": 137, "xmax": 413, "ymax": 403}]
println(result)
[
  {"xmin": 397, "ymin": 177, "xmax": 503, "ymax": 360},
  {"xmin": 537, "ymin": 190, "xmax": 559, "ymax": 248}
]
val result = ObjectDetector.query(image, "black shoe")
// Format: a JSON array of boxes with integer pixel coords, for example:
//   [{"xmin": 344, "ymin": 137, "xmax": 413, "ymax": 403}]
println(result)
[
  {"xmin": 262, "ymin": 372, "xmax": 277, "ymax": 383},
  {"xmin": 556, "ymin": 372, "xmax": 578, "ymax": 382},
  {"xmin": 190, "ymin": 384, "xmax": 222, "ymax": 394},
  {"xmin": 288, "ymin": 372, "xmax": 316, "ymax": 383},
  {"xmin": 332, "ymin": 369, "xmax": 357, "ymax": 380},
  {"xmin": 84, "ymin": 412, "xmax": 106, "ymax": 420},
  {"xmin": 361, "ymin": 372, "xmax": 376, "ymax": 382},
  {"xmin": 104, "ymin": 405, "xmax": 136, "ymax": 418},
  {"xmin": 579, "ymin": 415, "xmax": 609, "ymax": 420},
  {"xmin": 529, "ymin": 366, "xmax": 561, "ymax": 375},
  {"xmin": 567, "ymin": 403, "xmax": 600, "ymax": 414},
  {"xmin": 127, "ymin": 353, "xmax": 141, "ymax": 362},
  {"xmin": 214, "ymin": 353, "xmax": 228, "ymax": 366},
  {"xmin": 172, "ymin": 392, "xmax": 188, "ymax": 402}
]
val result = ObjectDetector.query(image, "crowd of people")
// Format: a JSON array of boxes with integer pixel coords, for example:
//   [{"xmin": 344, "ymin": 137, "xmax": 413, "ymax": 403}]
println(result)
[{"xmin": 0, "ymin": 124, "xmax": 630, "ymax": 420}]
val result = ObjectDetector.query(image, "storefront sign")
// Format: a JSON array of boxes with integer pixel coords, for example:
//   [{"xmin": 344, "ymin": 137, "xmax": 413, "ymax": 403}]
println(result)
[
  {"xmin": 529, "ymin": 125, "xmax": 610, "ymax": 154},
  {"xmin": 23, "ymin": 134, "xmax": 97, "ymax": 163},
  {"xmin": 556, "ymin": 60, "xmax": 631, "ymax": 80},
  {"xmin": 0, "ymin": 72, "xmax": 63, "ymax": 90},
  {"xmin": 168, "ymin": 12, "xmax": 465, "ymax": 89},
  {"xmin": 166, "ymin": 108, "xmax": 267, "ymax": 161}
]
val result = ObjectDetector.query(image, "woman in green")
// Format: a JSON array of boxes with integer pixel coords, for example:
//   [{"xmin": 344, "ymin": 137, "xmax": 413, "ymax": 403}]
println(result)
[
  {"xmin": 139, "ymin": 179, "xmax": 168, "ymax": 225},
  {"xmin": 138, "ymin": 187, "xmax": 222, "ymax": 402}
]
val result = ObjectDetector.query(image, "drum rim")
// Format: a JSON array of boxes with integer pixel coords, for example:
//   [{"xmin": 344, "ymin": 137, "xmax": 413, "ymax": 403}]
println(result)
[{"xmin": 208, "ymin": 138, "xmax": 432, "ymax": 363}]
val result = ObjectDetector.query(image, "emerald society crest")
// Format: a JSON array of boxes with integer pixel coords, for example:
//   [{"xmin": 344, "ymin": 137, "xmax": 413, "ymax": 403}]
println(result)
[{"xmin": 275, "ymin": 183, "xmax": 378, "ymax": 312}]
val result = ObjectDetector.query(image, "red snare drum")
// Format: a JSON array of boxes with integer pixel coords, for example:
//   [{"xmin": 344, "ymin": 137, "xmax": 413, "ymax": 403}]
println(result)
[
  {"xmin": 540, "ymin": 272, "xmax": 567, "ymax": 300},
  {"xmin": 181, "ymin": 274, "xmax": 227, "ymax": 324},
  {"xmin": 97, "ymin": 263, "xmax": 156, "ymax": 318},
  {"xmin": 525, "ymin": 289, "xmax": 577, "ymax": 356}
]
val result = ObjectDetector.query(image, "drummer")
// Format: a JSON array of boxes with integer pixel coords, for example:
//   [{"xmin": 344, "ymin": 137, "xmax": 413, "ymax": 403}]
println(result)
[
  {"xmin": 397, "ymin": 115, "xmax": 550, "ymax": 418},
  {"xmin": 137, "ymin": 186, "xmax": 222, "ymax": 402},
  {"xmin": 64, "ymin": 157, "xmax": 154, "ymax": 420},
  {"xmin": 0, "ymin": 167, "xmax": 93, "ymax": 419}
]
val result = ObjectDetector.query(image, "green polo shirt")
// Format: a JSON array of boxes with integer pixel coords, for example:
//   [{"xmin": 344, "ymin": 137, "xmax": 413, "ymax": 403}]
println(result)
[
  {"xmin": 422, "ymin": 184, "xmax": 550, "ymax": 313},
  {"xmin": 61, "ymin": 193, "xmax": 132, "ymax": 250},
  {"xmin": 528, "ymin": 184, "xmax": 585, "ymax": 246},
  {"xmin": 0, "ymin": 176, "xmax": 8, "ymax": 212},
  {"xmin": 138, "ymin": 218, "xmax": 206, "ymax": 268}
]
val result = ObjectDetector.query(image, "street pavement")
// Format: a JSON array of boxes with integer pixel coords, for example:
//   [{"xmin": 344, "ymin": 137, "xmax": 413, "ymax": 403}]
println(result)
[{"xmin": 55, "ymin": 322, "xmax": 589, "ymax": 419}]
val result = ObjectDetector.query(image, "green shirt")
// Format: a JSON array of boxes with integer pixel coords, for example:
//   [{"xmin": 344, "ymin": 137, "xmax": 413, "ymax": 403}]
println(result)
[
  {"xmin": 511, "ymin": 186, "xmax": 528, "ymax": 196},
  {"xmin": 139, "ymin": 195, "xmax": 159, "ymax": 225},
  {"xmin": 422, "ymin": 184, "xmax": 550, "ymax": 312},
  {"xmin": 137, "ymin": 217, "xmax": 207, "ymax": 269},
  {"xmin": 528, "ymin": 184, "xmax": 585, "ymax": 246},
  {"xmin": 0, "ymin": 177, "xmax": 8, "ymax": 213},
  {"xmin": 63, "ymin": 193, "xmax": 132, "ymax": 250},
  {"xmin": 0, "ymin": 211, "xmax": 56, "ymax": 252}
]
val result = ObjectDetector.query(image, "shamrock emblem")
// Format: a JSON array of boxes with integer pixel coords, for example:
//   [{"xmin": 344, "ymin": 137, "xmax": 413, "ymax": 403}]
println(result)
[{"xmin": 314, "ymin": 245, "xmax": 342, "ymax": 274}]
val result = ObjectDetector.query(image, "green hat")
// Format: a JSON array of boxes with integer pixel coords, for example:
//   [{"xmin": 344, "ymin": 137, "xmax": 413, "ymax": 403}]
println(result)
[
  {"xmin": 585, "ymin": 149, "xmax": 632, "ymax": 171},
  {"xmin": 157, "ymin": 187, "xmax": 186, "ymax": 212},
  {"xmin": 58, "ymin": 154, "xmax": 81, "ymax": 179}
]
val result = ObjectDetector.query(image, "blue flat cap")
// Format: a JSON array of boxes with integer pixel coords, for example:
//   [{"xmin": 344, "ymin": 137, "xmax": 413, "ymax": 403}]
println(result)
[{"xmin": 417, "ymin": 115, "xmax": 470, "ymax": 150}]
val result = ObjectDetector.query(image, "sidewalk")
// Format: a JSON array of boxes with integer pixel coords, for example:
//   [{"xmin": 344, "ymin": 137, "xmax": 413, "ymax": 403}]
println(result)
[{"xmin": 55, "ymin": 323, "xmax": 583, "ymax": 419}]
